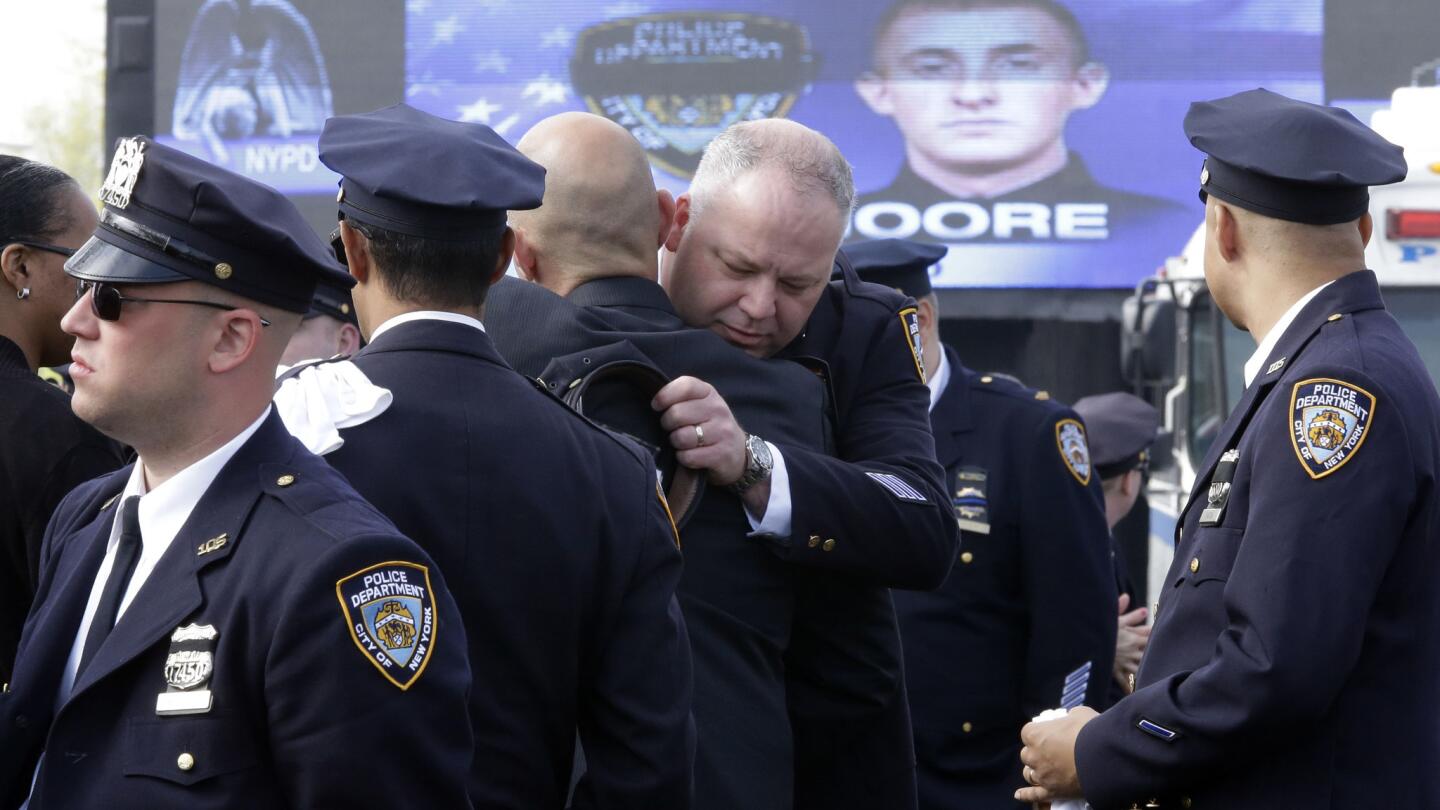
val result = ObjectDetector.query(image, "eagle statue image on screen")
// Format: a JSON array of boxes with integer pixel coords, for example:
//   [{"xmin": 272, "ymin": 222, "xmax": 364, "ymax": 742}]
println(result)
[{"xmin": 172, "ymin": 0, "xmax": 334, "ymax": 165}]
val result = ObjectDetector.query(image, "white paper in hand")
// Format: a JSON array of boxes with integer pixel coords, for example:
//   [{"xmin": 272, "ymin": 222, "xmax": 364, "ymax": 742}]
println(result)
[{"xmin": 1029, "ymin": 709, "xmax": 1091, "ymax": 810}]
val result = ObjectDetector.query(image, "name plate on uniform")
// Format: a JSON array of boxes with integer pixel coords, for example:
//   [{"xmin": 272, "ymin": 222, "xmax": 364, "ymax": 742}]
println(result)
[
  {"xmin": 1199, "ymin": 450, "xmax": 1240, "ymax": 527},
  {"xmin": 954, "ymin": 468, "xmax": 991, "ymax": 535},
  {"xmin": 156, "ymin": 689, "xmax": 213, "ymax": 716}
]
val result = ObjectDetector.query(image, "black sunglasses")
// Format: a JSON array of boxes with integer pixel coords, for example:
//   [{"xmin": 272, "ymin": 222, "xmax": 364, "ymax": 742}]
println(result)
[
  {"xmin": 4, "ymin": 238, "xmax": 77, "ymax": 258},
  {"xmin": 75, "ymin": 280, "xmax": 270, "ymax": 326}
]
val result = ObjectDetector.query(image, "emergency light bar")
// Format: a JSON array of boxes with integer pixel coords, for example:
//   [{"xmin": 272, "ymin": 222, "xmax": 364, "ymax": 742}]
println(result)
[{"xmin": 1387, "ymin": 209, "xmax": 1440, "ymax": 239}]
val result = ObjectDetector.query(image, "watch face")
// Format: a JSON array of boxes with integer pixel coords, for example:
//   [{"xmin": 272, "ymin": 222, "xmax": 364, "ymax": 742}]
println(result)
[{"xmin": 751, "ymin": 435, "xmax": 773, "ymax": 469}]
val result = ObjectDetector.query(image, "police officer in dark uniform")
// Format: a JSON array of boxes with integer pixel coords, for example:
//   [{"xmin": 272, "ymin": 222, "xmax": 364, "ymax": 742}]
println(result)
[
  {"xmin": 0, "ymin": 156, "xmax": 126, "ymax": 683},
  {"xmin": 279, "ymin": 277, "xmax": 362, "ymax": 367},
  {"xmin": 314, "ymin": 103, "xmax": 694, "ymax": 810},
  {"xmin": 848, "ymin": 238, "xmax": 1116, "ymax": 809},
  {"xmin": 1019, "ymin": 88, "xmax": 1440, "ymax": 809},
  {"xmin": 1074, "ymin": 391, "xmax": 1160, "ymax": 702},
  {"xmin": 0, "ymin": 137, "xmax": 473, "ymax": 809}
]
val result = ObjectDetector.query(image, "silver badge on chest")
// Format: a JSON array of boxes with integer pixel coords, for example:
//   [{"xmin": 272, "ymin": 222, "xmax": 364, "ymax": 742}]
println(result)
[{"xmin": 156, "ymin": 623, "xmax": 218, "ymax": 716}]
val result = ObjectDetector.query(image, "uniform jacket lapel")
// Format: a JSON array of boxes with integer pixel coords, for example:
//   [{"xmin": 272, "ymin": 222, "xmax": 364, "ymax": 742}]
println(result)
[
  {"xmin": 64, "ymin": 413, "xmax": 295, "ymax": 702},
  {"xmin": 1177, "ymin": 271, "xmax": 1386, "ymax": 530},
  {"xmin": 13, "ymin": 487, "xmax": 124, "ymax": 702}
]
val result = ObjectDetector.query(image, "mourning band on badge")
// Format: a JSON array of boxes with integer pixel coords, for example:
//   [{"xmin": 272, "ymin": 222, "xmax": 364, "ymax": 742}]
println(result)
[
  {"xmin": 336, "ymin": 561, "xmax": 438, "ymax": 690},
  {"xmin": 156, "ymin": 623, "xmax": 218, "ymax": 716},
  {"xmin": 1289, "ymin": 377, "xmax": 1376, "ymax": 480},
  {"xmin": 954, "ymin": 467, "xmax": 990, "ymax": 535},
  {"xmin": 1055, "ymin": 419, "xmax": 1092, "ymax": 485},
  {"xmin": 898, "ymin": 307, "xmax": 925, "ymax": 383},
  {"xmin": 1199, "ymin": 449, "xmax": 1239, "ymax": 527}
]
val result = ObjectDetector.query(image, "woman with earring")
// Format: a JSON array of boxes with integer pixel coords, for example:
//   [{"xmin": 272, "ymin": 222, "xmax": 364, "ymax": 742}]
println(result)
[{"xmin": 0, "ymin": 155, "xmax": 125, "ymax": 684}]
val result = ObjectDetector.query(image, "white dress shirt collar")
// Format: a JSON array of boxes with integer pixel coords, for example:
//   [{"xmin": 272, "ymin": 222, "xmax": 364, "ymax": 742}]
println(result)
[
  {"xmin": 1242, "ymin": 280, "xmax": 1334, "ymax": 387},
  {"xmin": 369, "ymin": 310, "xmax": 486, "ymax": 342},
  {"xmin": 926, "ymin": 349, "xmax": 951, "ymax": 414}
]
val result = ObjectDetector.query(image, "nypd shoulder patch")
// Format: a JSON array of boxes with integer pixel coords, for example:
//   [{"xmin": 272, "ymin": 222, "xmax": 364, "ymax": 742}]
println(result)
[
  {"xmin": 1289, "ymin": 377, "xmax": 1375, "ymax": 480},
  {"xmin": 1055, "ymin": 418, "xmax": 1092, "ymax": 485},
  {"xmin": 897, "ymin": 307, "xmax": 925, "ymax": 383},
  {"xmin": 336, "ymin": 561, "xmax": 438, "ymax": 690}
]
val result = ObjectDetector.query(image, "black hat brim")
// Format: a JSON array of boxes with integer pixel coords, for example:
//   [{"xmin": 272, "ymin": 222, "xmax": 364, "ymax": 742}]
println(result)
[{"xmin": 64, "ymin": 235, "xmax": 189, "ymax": 285}]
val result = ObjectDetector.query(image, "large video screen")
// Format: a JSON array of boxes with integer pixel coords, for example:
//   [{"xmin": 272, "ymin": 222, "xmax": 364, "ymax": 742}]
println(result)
[{"xmin": 153, "ymin": 0, "xmax": 1329, "ymax": 289}]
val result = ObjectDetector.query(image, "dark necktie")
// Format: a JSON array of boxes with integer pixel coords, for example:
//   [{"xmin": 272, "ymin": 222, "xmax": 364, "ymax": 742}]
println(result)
[{"xmin": 75, "ymin": 496, "xmax": 143, "ymax": 680}]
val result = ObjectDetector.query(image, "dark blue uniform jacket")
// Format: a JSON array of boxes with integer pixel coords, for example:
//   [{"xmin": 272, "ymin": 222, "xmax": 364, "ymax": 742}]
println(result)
[
  {"xmin": 486, "ymin": 274, "xmax": 958, "ymax": 809},
  {"xmin": 324, "ymin": 318, "xmax": 694, "ymax": 810},
  {"xmin": 895, "ymin": 347, "xmax": 1115, "ymax": 809},
  {"xmin": 0, "ymin": 411, "xmax": 474, "ymax": 809},
  {"xmin": 1076, "ymin": 270, "xmax": 1440, "ymax": 809},
  {"xmin": 778, "ymin": 264, "xmax": 961, "ymax": 810},
  {"xmin": 486, "ymin": 275, "xmax": 824, "ymax": 810}
]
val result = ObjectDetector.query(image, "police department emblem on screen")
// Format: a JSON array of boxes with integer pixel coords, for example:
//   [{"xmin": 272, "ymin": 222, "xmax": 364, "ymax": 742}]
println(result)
[
  {"xmin": 336, "ymin": 561, "xmax": 438, "ymax": 690},
  {"xmin": 569, "ymin": 12, "xmax": 817, "ymax": 178},
  {"xmin": 1289, "ymin": 377, "xmax": 1375, "ymax": 479}
]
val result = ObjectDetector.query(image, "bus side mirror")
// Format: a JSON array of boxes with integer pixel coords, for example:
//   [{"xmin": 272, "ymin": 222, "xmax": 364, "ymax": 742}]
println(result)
[{"xmin": 1121, "ymin": 279, "xmax": 1176, "ymax": 386}]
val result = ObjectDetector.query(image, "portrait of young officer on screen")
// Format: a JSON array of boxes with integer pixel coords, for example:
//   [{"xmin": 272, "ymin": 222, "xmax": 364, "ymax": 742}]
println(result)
[{"xmin": 852, "ymin": 0, "xmax": 1187, "ymax": 246}]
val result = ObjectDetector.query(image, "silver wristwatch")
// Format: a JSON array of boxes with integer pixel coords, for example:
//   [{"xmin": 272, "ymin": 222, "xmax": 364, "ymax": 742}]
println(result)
[{"xmin": 730, "ymin": 434, "xmax": 774, "ymax": 495}]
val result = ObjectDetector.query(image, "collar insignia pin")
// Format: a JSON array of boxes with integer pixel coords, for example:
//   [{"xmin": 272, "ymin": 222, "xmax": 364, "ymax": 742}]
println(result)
[{"xmin": 196, "ymin": 534, "xmax": 228, "ymax": 556}]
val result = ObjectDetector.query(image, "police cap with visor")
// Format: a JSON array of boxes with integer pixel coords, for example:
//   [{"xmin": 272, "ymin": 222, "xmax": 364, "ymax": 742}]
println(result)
[
  {"xmin": 306, "ymin": 279, "xmax": 359, "ymax": 327},
  {"xmin": 318, "ymin": 103, "xmax": 545, "ymax": 244},
  {"xmin": 841, "ymin": 238, "xmax": 947, "ymax": 298},
  {"xmin": 1186, "ymin": 88, "xmax": 1407, "ymax": 225},
  {"xmin": 1073, "ymin": 392, "xmax": 1159, "ymax": 480},
  {"xmin": 66, "ymin": 136, "xmax": 350, "ymax": 313}
]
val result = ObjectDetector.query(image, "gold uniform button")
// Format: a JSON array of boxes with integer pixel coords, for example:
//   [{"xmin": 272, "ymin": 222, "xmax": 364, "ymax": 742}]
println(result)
[
  {"xmin": 1327, "ymin": 313, "xmax": 1343, "ymax": 322},
  {"xmin": 807, "ymin": 535, "xmax": 821, "ymax": 549},
  {"xmin": 960, "ymin": 551, "xmax": 974, "ymax": 564},
  {"xmin": 980, "ymin": 375, "xmax": 993, "ymax": 384},
  {"xmin": 177, "ymin": 752, "xmax": 195, "ymax": 771},
  {"xmin": 1189, "ymin": 557, "xmax": 1200, "ymax": 574},
  {"xmin": 276, "ymin": 474, "xmax": 296, "ymax": 487},
  {"xmin": 961, "ymin": 721, "xmax": 973, "ymax": 733},
  {"xmin": 214, "ymin": 262, "xmax": 233, "ymax": 280},
  {"xmin": 822, "ymin": 538, "xmax": 836, "ymax": 552},
  {"xmin": 1035, "ymin": 390, "xmax": 1050, "ymax": 401}
]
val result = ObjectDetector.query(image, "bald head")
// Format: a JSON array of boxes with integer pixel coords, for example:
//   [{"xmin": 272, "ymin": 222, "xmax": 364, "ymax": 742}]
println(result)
[
  {"xmin": 1203, "ymin": 198, "xmax": 1373, "ymax": 337},
  {"xmin": 511, "ymin": 112, "xmax": 672, "ymax": 292}
]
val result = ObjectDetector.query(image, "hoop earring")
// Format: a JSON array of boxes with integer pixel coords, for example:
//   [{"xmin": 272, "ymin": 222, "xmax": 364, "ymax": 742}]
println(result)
[{"xmin": 16, "ymin": 288, "xmax": 29, "ymax": 300}]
